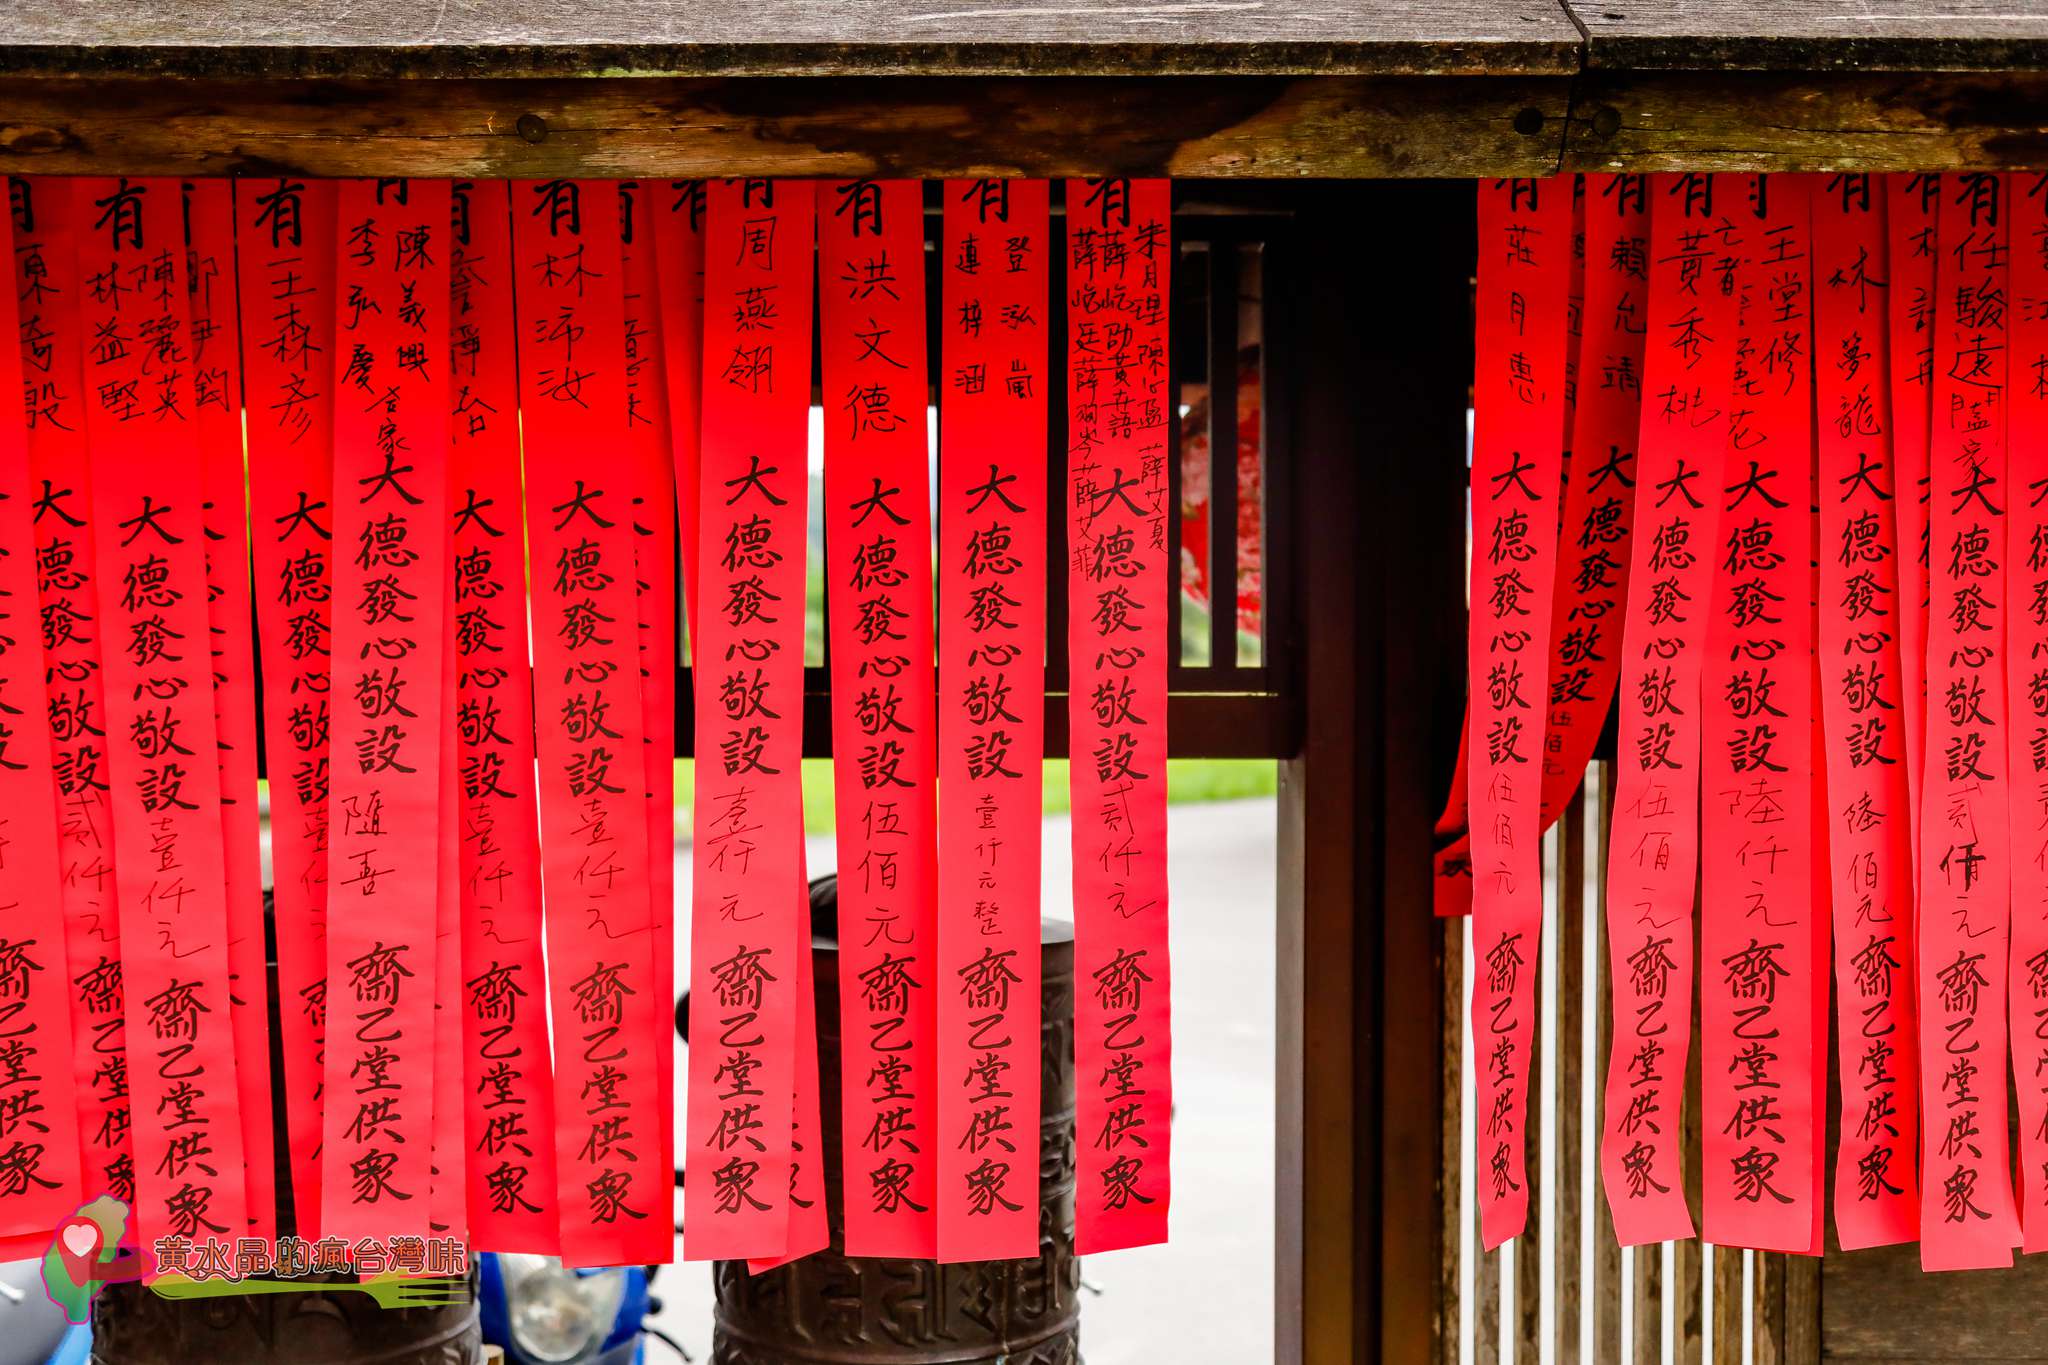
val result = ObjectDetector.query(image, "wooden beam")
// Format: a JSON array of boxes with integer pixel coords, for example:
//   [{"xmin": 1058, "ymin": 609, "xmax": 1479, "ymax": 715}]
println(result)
[
  {"xmin": 0, "ymin": 0, "xmax": 1583, "ymax": 80},
  {"xmin": 1564, "ymin": 0, "xmax": 2048, "ymax": 72},
  {"xmin": 1563, "ymin": 69, "xmax": 2048, "ymax": 173},
  {"xmin": 0, "ymin": 74, "xmax": 1573, "ymax": 179}
]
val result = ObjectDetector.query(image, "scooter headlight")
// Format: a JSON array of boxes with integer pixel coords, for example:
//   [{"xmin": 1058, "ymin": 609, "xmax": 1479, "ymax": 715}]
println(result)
[{"xmin": 500, "ymin": 1253, "xmax": 626, "ymax": 1364}]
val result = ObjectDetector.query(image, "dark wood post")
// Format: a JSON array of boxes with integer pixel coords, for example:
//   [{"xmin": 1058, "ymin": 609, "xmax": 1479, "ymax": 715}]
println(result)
[{"xmin": 1278, "ymin": 179, "xmax": 1472, "ymax": 1365}]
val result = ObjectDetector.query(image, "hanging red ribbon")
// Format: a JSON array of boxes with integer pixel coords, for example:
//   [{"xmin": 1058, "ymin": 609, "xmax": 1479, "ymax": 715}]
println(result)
[
  {"xmin": 183, "ymin": 177, "xmax": 278, "ymax": 1241},
  {"xmin": 682, "ymin": 177, "xmax": 816, "ymax": 1263},
  {"xmin": 817, "ymin": 178, "xmax": 941, "ymax": 1259},
  {"xmin": 511, "ymin": 178, "xmax": 671, "ymax": 1268},
  {"xmin": 1697, "ymin": 172, "xmax": 1824, "ymax": 1255},
  {"xmin": 1547, "ymin": 176, "xmax": 1649, "ymax": 841},
  {"xmin": 0, "ymin": 194, "xmax": 87, "ymax": 1244},
  {"xmin": 13, "ymin": 177, "xmax": 137, "ymax": 1222},
  {"xmin": 1065, "ymin": 176, "xmax": 1173, "ymax": 1253},
  {"xmin": 650, "ymin": 181, "xmax": 704, "ymax": 1240},
  {"xmin": 1469, "ymin": 176, "xmax": 1570, "ymax": 1249},
  {"xmin": 1918, "ymin": 171, "xmax": 2020, "ymax": 1270},
  {"xmin": 2007, "ymin": 171, "xmax": 2048, "ymax": 1254},
  {"xmin": 1813, "ymin": 173, "xmax": 1922, "ymax": 1250},
  {"xmin": 652, "ymin": 180, "xmax": 706, "ymax": 646},
  {"xmin": 619, "ymin": 180, "xmax": 681, "ymax": 1212},
  {"xmin": 1888, "ymin": 174, "xmax": 1940, "ymax": 874},
  {"xmin": 448, "ymin": 177, "xmax": 561, "ymax": 1251},
  {"xmin": 233, "ymin": 175, "xmax": 336, "ymax": 1238},
  {"xmin": 77, "ymin": 175, "xmax": 250, "ymax": 1263},
  {"xmin": 1599, "ymin": 173, "xmax": 1736, "ymax": 1245},
  {"xmin": 936, "ymin": 177, "xmax": 1051, "ymax": 1263},
  {"xmin": 1436, "ymin": 176, "xmax": 1647, "ymax": 920},
  {"xmin": 320, "ymin": 177, "xmax": 450, "ymax": 1246}
]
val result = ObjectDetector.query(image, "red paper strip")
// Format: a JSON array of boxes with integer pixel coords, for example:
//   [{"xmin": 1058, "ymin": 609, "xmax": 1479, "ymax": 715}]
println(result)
[
  {"xmin": 818, "ymin": 179, "xmax": 941, "ymax": 1259},
  {"xmin": 431, "ymin": 513, "xmax": 467, "ymax": 1246},
  {"xmin": 936, "ymin": 177, "xmax": 1051, "ymax": 1262},
  {"xmin": 1599, "ymin": 173, "xmax": 1741, "ymax": 1244},
  {"xmin": 683, "ymin": 177, "xmax": 816, "ymax": 1263},
  {"xmin": 1813, "ymin": 173, "xmax": 1922, "ymax": 1250},
  {"xmin": 652, "ymin": 181, "xmax": 706, "ymax": 642},
  {"xmin": 1469, "ymin": 177, "xmax": 1570, "ymax": 1249},
  {"xmin": 0, "ymin": 191, "xmax": 87, "ymax": 1240},
  {"xmin": 233, "ymin": 176, "xmax": 337, "ymax": 1237},
  {"xmin": 1918, "ymin": 171, "xmax": 2021, "ymax": 1270},
  {"xmin": 78, "ymin": 175, "xmax": 250, "ymax": 1261},
  {"xmin": 619, "ymin": 180, "xmax": 681, "ymax": 1215},
  {"xmin": 448, "ymin": 177, "xmax": 561, "ymax": 1251},
  {"xmin": 320, "ymin": 177, "xmax": 450, "ymax": 1245},
  {"xmin": 1888, "ymin": 174, "xmax": 1939, "ymax": 874},
  {"xmin": 1547, "ymin": 177, "xmax": 1649, "ymax": 838},
  {"xmin": 1065, "ymin": 176, "xmax": 1173, "ymax": 1253},
  {"xmin": 511, "ymin": 178, "xmax": 670, "ymax": 1268},
  {"xmin": 742, "ymin": 857, "xmax": 829, "ymax": 1276},
  {"xmin": 1436, "ymin": 178, "xmax": 1649, "ymax": 920},
  {"xmin": 1698, "ymin": 172, "xmax": 1825, "ymax": 1255},
  {"xmin": 183, "ymin": 178, "xmax": 278, "ymax": 1240},
  {"xmin": 2008, "ymin": 172, "xmax": 2048, "ymax": 1254},
  {"xmin": 14, "ymin": 176, "xmax": 137, "ymax": 1217}
]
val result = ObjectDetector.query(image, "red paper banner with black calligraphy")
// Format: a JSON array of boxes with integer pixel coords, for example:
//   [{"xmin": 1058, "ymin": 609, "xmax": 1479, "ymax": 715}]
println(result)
[
  {"xmin": 320, "ymin": 176, "xmax": 450, "ymax": 1245},
  {"xmin": 937, "ymin": 176, "xmax": 1051, "ymax": 1263},
  {"xmin": 1698, "ymin": 172, "xmax": 1824, "ymax": 1255},
  {"xmin": 1545, "ymin": 175, "xmax": 1648, "ymax": 848},
  {"xmin": 1918, "ymin": 171, "xmax": 2021, "ymax": 1271},
  {"xmin": 652, "ymin": 180, "xmax": 706, "ymax": 648},
  {"xmin": 1599, "ymin": 173, "xmax": 1740, "ymax": 1245},
  {"xmin": 12, "ymin": 176, "xmax": 137, "ymax": 1229},
  {"xmin": 512, "ymin": 177, "xmax": 671, "ymax": 1268},
  {"xmin": 619, "ymin": 180, "xmax": 681, "ymax": 1202},
  {"xmin": 1435, "ymin": 174, "xmax": 1649, "ymax": 920},
  {"xmin": 1888, "ymin": 173, "xmax": 1940, "ymax": 864},
  {"xmin": 234, "ymin": 175, "xmax": 337, "ymax": 1238},
  {"xmin": 184, "ymin": 177, "xmax": 279, "ymax": 1240},
  {"xmin": 448, "ymin": 176, "xmax": 561, "ymax": 1250},
  {"xmin": 2007, "ymin": 171, "xmax": 2048, "ymax": 1255},
  {"xmin": 1469, "ymin": 176, "xmax": 1569, "ymax": 1250},
  {"xmin": 682, "ymin": 177, "xmax": 817, "ymax": 1263},
  {"xmin": 77, "ymin": 175, "xmax": 251, "ymax": 1262},
  {"xmin": 819, "ymin": 178, "xmax": 941, "ymax": 1259},
  {"xmin": 0, "ymin": 191, "xmax": 87, "ymax": 1246},
  {"xmin": 1813, "ymin": 173, "xmax": 1922, "ymax": 1250},
  {"xmin": 1065, "ymin": 176, "xmax": 1173, "ymax": 1253}
]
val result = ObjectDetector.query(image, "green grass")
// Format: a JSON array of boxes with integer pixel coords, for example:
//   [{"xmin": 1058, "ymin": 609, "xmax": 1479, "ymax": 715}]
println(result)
[{"xmin": 675, "ymin": 757, "xmax": 1276, "ymax": 836}]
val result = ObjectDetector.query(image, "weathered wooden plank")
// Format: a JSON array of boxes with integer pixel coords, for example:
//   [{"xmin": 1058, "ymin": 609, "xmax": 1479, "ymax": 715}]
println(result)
[
  {"xmin": 1562, "ymin": 69, "xmax": 2048, "ymax": 173},
  {"xmin": 1822, "ymin": 1243, "xmax": 2048, "ymax": 1360},
  {"xmin": 1555, "ymin": 791, "xmax": 1589, "ymax": 1365},
  {"xmin": 1590, "ymin": 767, "xmax": 1624, "ymax": 1365},
  {"xmin": 1783, "ymin": 1258, "xmax": 1819, "ymax": 1365},
  {"xmin": 1756, "ymin": 1254, "xmax": 1789, "ymax": 1365},
  {"xmin": 1674, "ymin": 887, "xmax": 1705, "ymax": 1365},
  {"xmin": 1515, "ymin": 874, "xmax": 1544, "ymax": 1365},
  {"xmin": 0, "ymin": 73, "xmax": 1572, "ymax": 178},
  {"xmin": 1566, "ymin": 0, "xmax": 2048, "ymax": 72},
  {"xmin": 1710, "ymin": 1248, "xmax": 1742, "ymax": 1365},
  {"xmin": 1479, "ymin": 1235, "xmax": 1504, "ymax": 1365},
  {"xmin": 0, "ymin": 0, "xmax": 1583, "ymax": 78},
  {"xmin": 1441, "ymin": 917, "xmax": 1466, "ymax": 1365},
  {"xmin": 1633, "ymin": 1242, "xmax": 1664, "ymax": 1365}
]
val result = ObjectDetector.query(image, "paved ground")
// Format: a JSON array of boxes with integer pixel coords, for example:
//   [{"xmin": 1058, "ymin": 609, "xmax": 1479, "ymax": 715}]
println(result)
[{"xmin": 653, "ymin": 795, "xmax": 1279, "ymax": 1363}]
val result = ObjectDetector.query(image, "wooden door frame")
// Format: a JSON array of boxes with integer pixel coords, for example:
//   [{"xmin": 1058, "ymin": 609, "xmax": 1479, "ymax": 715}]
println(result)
[{"xmin": 1277, "ymin": 179, "xmax": 1473, "ymax": 1365}]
